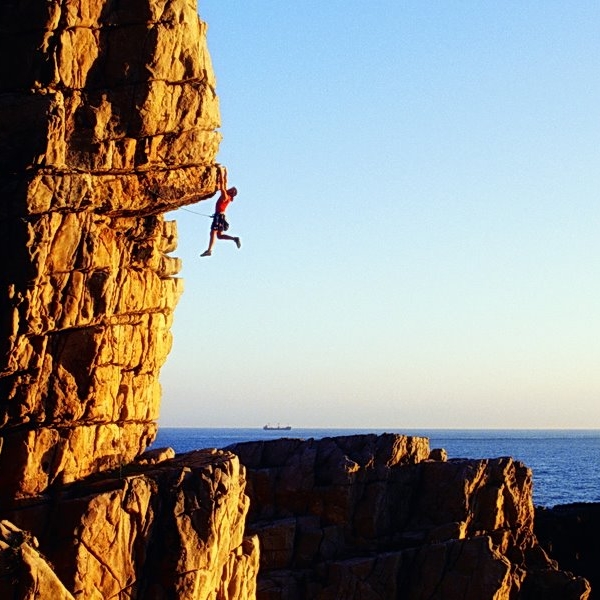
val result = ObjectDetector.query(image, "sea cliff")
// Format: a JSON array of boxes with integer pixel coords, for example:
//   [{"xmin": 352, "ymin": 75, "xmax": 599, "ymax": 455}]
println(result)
[
  {"xmin": 0, "ymin": 0, "xmax": 593, "ymax": 598},
  {"xmin": 0, "ymin": 0, "xmax": 223, "ymax": 501},
  {"xmin": 0, "ymin": 0, "xmax": 258, "ymax": 596}
]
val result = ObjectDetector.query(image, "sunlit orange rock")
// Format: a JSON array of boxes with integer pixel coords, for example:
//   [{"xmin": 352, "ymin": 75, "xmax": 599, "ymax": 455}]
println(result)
[
  {"xmin": 0, "ymin": 0, "xmax": 592, "ymax": 598},
  {"xmin": 0, "ymin": 0, "xmax": 220, "ymax": 501},
  {"xmin": 4, "ymin": 450, "xmax": 259, "ymax": 599},
  {"xmin": 0, "ymin": 1, "xmax": 262, "ymax": 597}
]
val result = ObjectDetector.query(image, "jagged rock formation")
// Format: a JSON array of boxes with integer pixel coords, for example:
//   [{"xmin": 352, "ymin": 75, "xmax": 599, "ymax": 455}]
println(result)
[
  {"xmin": 0, "ymin": 520, "xmax": 75, "ymax": 599},
  {"xmin": 3, "ymin": 449, "xmax": 259, "ymax": 599},
  {"xmin": 229, "ymin": 434, "xmax": 591, "ymax": 599},
  {"xmin": 536, "ymin": 503, "xmax": 600, "ymax": 599},
  {"xmin": 0, "ymin": 0, "xmax": 221, "ymax": 501}
]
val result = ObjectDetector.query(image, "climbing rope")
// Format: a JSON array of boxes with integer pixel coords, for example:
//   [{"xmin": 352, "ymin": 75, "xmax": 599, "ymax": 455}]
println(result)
[
  {"xmin": 180, "ymin": 207, "xmax": 214, "ymax": 218},
  {"xmin": 149, "ymin": 165, "xmax": 228, "ymax": 219}
]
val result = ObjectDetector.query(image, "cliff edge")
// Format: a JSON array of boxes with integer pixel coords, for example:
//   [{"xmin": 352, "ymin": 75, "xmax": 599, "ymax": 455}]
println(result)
[
  {"xmin": 0, "ymin": 0, "xmax": 220, "ymax": 501},
  {"xmin": 0, "ymin": 0, "xmax": 259, "ymax": 597}
]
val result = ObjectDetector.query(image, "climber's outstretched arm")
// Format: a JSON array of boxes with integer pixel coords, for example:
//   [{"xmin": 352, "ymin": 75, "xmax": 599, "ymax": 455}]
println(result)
[{"xmin": 218, "ymin": 166, "xmax": 228, "ymax": 195}]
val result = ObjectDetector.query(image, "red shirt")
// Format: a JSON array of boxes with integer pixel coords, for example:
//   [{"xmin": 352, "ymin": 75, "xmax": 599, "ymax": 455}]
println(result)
[{"xmin": 215, "ymin": 192, "xmax": 233, "ymax": 214}]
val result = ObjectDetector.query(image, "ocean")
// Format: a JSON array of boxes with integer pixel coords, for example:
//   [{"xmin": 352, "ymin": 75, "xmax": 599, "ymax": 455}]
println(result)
[{"xmin": 152, "ymin": 428, "xmax": 600, "ymax": 508}]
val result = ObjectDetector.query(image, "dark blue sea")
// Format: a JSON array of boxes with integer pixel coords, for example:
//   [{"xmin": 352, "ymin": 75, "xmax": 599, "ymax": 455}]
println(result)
[{"xmin": 152, "ymin": 428, "xmax": 600, "ymax": 508}]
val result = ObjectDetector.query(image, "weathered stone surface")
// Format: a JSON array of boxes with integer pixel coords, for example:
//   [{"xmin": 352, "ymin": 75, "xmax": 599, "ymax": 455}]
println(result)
[
  {"xmin": 1, "ymin": 0, "xmax": 592, "ymax": 597},
  {"xmin": 230, "ymin": 434, "xmax": 591, "ymax": 599},
  {"xmin": 313, "ymin": 536, "xmax": 514, "ymax": 600},
  {"xmin": 0, "ymin": 0, "xmax": 220, "ymax": 173},
  {"xmin": 5, "ymin": 449, "xmax": 259, "ymax": 599},
  {"xmin": 0, "ymin": 0, "xmax": 221, "ymax": 500},
  {"xmin": 0, "ymin": 165, "xmax": 218, "ymax": 218},
  {"xmin": 0, "ymin": 422, "xmax": 157, "ymax": 502},
  {"xmin": 0, "ymin": 0, "xmax": 264, "ymax": 598},
  {"xmin": 0, "ymin": 520, "xmax": 75, "ymax": 600}
]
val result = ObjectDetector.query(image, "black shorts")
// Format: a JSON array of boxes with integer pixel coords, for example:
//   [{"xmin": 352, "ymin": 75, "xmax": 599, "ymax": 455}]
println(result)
[{"xmin": 211, "ymin": 213, "xmax": 229, "ymax": 232}]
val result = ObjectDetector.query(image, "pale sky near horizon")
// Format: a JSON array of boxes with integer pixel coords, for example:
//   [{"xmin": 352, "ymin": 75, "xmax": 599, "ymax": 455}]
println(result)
[{"xmin": 159, "ymin": 1, "xmax": 600, "ymax": 429}]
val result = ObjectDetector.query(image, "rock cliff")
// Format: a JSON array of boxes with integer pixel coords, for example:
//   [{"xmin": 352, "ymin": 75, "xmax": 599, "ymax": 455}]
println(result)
[
  {"xmin": 229, "ymin": 434, "xmax": 591, "ymax": 599},
  {"xmin": 0, "ymin": 0, "xmax": 221, "ymax": 501},
  {"xmin": 2, "ymin": 449, "xmax": 259, "ymax": 599},
  {"xmin": 0, "ymin": 0, "xmax": 261, "ymax": 597}
]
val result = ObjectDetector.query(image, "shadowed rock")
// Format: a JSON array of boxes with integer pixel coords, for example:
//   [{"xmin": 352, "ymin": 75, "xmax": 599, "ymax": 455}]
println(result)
[
  {"xmin": 536, "ymin": 503, "xmax": 600, "ymax": 599},
  {"xmin": 229, "ymin": 434, "xmax": 591, "ymax": 599}
]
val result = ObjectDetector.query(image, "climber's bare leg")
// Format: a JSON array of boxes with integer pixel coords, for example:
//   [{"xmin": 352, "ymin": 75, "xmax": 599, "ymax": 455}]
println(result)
[
  {"xmin": 201, "ymin": 230, "xmax": 218, "ymax": 256},
  {"xmin": 217, "ymin": 231, "xmax": 241, "ymax": 248}
]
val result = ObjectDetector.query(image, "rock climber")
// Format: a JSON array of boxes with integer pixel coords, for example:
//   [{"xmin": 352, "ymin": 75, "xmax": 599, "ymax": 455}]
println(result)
[{"xmin": 200, "ymin": 166, "xmax": 241, "ymax": 257}]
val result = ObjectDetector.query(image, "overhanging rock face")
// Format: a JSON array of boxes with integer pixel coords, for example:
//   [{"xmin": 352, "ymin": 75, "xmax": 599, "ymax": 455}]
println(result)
[
  {"xmin": 0, "ymin": 0, "xmax": 222, "ymax": 501},
  {"xmin": 0, "ymin": 2, "xmax": 262, "ymax": 597}
]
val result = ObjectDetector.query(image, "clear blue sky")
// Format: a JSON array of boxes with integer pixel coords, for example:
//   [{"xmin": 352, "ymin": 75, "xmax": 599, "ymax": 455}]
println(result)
[{"xmin": 159, "ymin": 1, "xmax": 600, "ymax": 428}]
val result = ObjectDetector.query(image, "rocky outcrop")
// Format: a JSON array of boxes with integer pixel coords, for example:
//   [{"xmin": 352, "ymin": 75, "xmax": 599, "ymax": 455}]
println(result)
[
  {"xmin": 229, "ymin": 434, "xmax": 591, "ymax": 599},
  {"xmin": 0, "ymin": 0, "xmax": 262, "ymax": 598},
  {"xmin": 0, "ymin": 0, "xmax": 221, "ymax": 502},
  {"xmin": 536, "ymin": 503, "xmax": 600, "ymax": 599},
  {"xmin": 3, "ymin": 449, "xmax": 259, "ymax": 599},
  {"xmin": 0, "ymin": 520, "xmax": 75, "ymax": 599}
]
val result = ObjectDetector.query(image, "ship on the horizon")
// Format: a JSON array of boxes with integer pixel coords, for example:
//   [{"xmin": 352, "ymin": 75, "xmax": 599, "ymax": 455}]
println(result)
[{"xmin": 263, "ymin": 423, "xmax": 292, "ymax": 431}]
